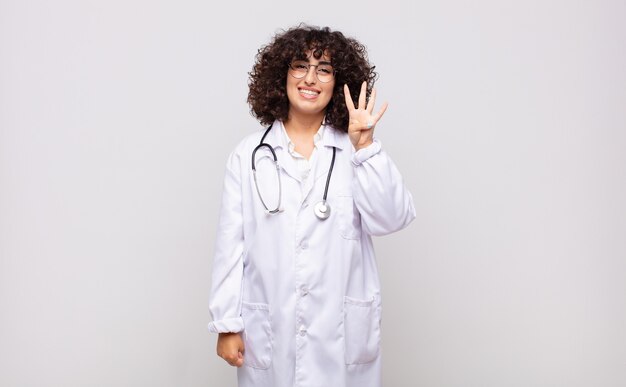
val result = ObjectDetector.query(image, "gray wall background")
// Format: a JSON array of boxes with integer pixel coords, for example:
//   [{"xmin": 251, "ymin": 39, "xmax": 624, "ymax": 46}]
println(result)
[{"xmin": 1, "ymin": 0, "xmax": 625, "ymax": 386}]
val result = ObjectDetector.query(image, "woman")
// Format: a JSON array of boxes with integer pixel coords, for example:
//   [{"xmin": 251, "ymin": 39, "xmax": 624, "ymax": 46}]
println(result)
[{"xmin": 208, "ymin": 24, "xmax": 416, "ymax": 387}]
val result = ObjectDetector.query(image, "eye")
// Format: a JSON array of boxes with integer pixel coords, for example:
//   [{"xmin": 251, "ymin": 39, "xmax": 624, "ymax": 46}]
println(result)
[
  {"xmin": 292, "ymin": 61, "xmax": 308, "ymax": 70},
  {"xmin": 317, "ymin": 66, "xmax": 333, "ymax": 74}
]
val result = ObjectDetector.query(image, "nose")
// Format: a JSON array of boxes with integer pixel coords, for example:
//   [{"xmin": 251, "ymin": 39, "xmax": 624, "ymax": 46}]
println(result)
[{"xmin": 304, "ymin": 65, "xmax": 317, "ymax": 85}]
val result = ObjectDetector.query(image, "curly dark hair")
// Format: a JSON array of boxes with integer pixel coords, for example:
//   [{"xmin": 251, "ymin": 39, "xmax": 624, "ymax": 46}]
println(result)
[{"xmin": 247, "ymin": 24, "xmax": 378, "ymax": 132}]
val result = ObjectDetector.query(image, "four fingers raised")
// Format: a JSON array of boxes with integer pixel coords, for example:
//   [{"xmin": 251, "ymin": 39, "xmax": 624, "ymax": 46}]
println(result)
[{"xmin": 344, "ymin": 82, "xmax": 388, "ymax": 129}]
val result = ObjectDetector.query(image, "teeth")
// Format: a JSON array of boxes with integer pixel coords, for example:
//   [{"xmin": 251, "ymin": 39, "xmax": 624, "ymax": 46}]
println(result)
[{"xmin": 299, "ymin": 89, "xmax": 319, "ymax": 95}]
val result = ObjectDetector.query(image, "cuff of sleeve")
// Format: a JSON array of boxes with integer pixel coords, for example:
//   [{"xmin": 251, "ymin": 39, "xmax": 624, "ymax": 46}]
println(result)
[
  {"xmin": 208, "ymin": 317, "xmax": 244, "ymax": 333},
  {"xmin": 351, "ymin": 139, "xmax": 382, "ymax": 166}
]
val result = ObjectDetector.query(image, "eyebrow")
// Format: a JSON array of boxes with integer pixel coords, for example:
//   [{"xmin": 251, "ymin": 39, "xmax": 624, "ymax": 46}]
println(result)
[
  {"xmin": 293, "ymin": 57, "xmax": 333, "ymax": 66},
  {"xmin": 298, "ymin": 59, "xmax": 332, "ymax": 66}
]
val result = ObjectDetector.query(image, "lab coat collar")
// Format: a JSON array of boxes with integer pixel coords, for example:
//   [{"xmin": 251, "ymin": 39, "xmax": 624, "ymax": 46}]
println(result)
[
  {"xmin": 260, "ymin": 120, "xmax": 299, "ymax": 183},
  {"xmin": 263, "ymin": 120, "xmax": 289, "ymax": 151},
  {"xmin": 264, "ymin": 119, "xmax": 345, "ymax": 151},
  {"xmin": 320, "ymin": 123, "xmax": 345, "ymax": 150},
  {"xmin": 261, "ymin": 120, "xmax": 346, "ymax": 186}
]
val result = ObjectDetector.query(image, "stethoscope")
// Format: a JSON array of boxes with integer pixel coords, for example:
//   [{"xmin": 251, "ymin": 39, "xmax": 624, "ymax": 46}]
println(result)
[{"xmin": 251, "ymin": 124, "xmax": 336, "ymax": 220}]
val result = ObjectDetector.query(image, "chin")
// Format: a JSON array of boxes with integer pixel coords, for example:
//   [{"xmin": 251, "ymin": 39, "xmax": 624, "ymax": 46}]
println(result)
[{"xmin": 297, "ymin": 107, "xmax": 327, "ymax": 117}]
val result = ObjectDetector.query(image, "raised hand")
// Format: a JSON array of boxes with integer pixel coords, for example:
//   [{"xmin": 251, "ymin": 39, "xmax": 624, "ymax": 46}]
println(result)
[{"xmin": 344, "ymin": 81, "xmax": 388, "ymax": 151}]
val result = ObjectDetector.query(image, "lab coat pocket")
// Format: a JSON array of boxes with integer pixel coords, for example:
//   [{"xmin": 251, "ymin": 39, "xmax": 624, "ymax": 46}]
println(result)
[
  {"xmin": 337, "ymin": 194, "xmax": 362, "ymax": 240},
  {"xmin": 343, "ymin": 296, "xmax": 381, "ymax": 365},
  {"xmin": 241, "ymin": 302, "xmax": 273, "ymax": 370}
]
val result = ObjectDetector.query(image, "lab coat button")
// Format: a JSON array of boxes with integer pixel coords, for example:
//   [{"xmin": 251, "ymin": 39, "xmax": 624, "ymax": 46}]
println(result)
[
  {"xmin": 300, "ymin": 241, "xmax": 308, "ymax": 250},
  {"xmin": 298, "ymin": 326, "xmax": 307, "ymax": 336},
  {"xmin": 300, "ymin": 286, "xmax": 308, "ymax": 296}
]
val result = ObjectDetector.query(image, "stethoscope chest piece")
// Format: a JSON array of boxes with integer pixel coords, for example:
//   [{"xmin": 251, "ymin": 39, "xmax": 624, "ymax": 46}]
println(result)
[{"xmin": 314, "ymin": 200, "xmax": 331, "ymax": 220}]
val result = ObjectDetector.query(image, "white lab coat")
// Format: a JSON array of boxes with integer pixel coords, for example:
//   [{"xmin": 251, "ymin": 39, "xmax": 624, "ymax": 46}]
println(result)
[{"xmin": 208, "ymin": 120, "xmax": 416, "ymax": 387}]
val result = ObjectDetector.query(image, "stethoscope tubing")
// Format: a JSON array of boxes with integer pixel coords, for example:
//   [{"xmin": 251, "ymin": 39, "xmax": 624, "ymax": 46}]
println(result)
[
  {"xmin": 252, "ymin": 125, "xmax": 283, "ymax": 214},
  {"xmin": 251, "ymin": 124, "xmax": 336, "ymax": 219}
]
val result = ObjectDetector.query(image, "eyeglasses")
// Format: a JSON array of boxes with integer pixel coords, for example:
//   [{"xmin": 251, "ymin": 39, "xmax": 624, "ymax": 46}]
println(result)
[{"xmin": 288, "ymin": 60, "xmax": 335, "ymax": 83}]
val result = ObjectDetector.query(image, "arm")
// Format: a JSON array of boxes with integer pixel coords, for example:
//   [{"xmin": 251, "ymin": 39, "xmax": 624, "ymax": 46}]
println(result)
[
  {"xmin": 344, "ymin": 82, "xmax": 416, "ymax": 236},
  {"xmin": 208, "ymin": 150, "xmax": 247, "ymax": 366},
  {"xmin": 352, "ymin": 139, "xmax": 416, "ymax": 236}
]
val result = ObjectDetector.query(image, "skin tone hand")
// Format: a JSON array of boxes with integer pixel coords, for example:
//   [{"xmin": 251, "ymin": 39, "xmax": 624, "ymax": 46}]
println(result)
[
  {"xmin": 344, "ymin": 81, "xmax": 388, "ymax": 151},
  {"xmin": 217, "ymin": 332, "xmax": 245, "ymax": 367}
]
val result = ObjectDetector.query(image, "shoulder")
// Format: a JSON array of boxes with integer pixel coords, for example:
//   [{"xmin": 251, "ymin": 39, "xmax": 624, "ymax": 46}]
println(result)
[
  {"xmin": 221, "ymin": 124, "xmax": 271, "ymax": 172},
  {"xmin": 230, "ymin": 125, "xmax": 272, "ymax": 157}
]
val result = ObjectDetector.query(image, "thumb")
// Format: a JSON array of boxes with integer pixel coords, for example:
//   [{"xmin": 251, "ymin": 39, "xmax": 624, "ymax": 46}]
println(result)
[
  {"xmin": 239, "ymin": 338, "xmax": 245, "ymax": 354},
  {"xmin": 235, "ymin": 351, "xmax": 244, "ymax": 367}
]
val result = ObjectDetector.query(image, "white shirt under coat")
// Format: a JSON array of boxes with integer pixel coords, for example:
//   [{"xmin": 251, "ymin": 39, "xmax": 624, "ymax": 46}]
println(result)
[{"xmin": 208, "ymin": 119, "xmax": 416, "ymax": 387}]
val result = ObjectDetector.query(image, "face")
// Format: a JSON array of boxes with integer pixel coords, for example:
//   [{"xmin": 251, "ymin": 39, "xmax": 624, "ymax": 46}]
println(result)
[{"xmin": 285, "ymin": 49, "xmax": 336, "ymax": 119}]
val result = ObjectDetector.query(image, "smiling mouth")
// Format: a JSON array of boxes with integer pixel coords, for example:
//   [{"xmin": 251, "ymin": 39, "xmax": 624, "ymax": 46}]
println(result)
[{"xmin": 298, "ymin": 88, "xmax": 320, "ymax": 99}]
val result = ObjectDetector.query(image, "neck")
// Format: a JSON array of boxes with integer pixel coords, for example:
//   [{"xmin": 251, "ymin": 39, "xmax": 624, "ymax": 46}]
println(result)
[{"xmin": 283, "ymin": 111, "xmax": 325, "ymax": 136}]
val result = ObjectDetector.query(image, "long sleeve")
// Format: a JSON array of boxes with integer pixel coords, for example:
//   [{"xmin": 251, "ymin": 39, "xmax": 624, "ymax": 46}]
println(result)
[
  {"xmin": 207, "ymin": 150, "xmax": 245, "ymax": 333},
  {"xmin": 351, "ymin": 139, "xmax": 416, "ymax": 236}
]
